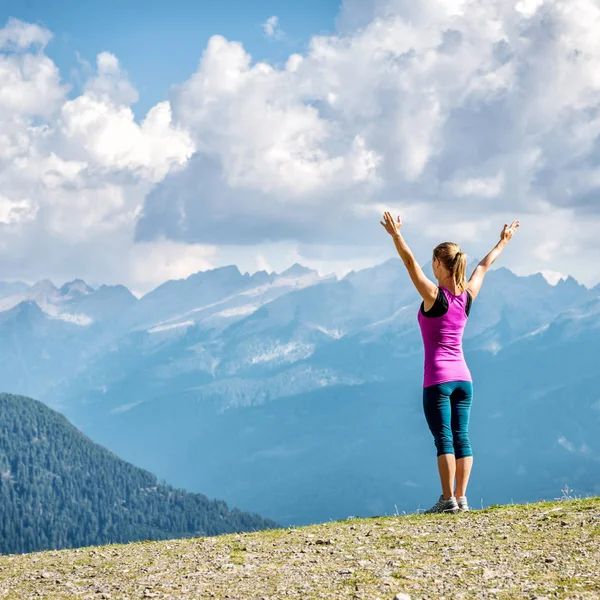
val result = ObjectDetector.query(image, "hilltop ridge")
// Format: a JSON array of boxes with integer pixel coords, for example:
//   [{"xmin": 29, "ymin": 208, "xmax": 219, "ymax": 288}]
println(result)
[{"xmin": 1, "ymin": 497, "xmax": 598, "ymax": 599}]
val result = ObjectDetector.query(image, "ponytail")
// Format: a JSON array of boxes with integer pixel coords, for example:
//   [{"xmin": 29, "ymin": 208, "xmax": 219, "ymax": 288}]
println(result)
[{"xmin": 452, "ymin": 251, "xmax": 467, "ymax": 293}]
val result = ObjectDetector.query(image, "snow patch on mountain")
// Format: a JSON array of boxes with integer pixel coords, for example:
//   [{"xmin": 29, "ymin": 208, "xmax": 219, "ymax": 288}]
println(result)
[
  {"xmin": 214, "ymin": 304, "xmax": 259, "ymax": 319},
  {"xmin": 310, "ymin": 324, "xmax": 345, "ymax": 339},
  {"xmin": 557, "ymin": 436, "xmax": 593, "ymax": 457},
  {"xmin": 110, "ymin": 401, "xmax": 144, "ymax": 415},
  {"xmin": 50, "ymin": 311, "xmax": 94, "ymax": 326},
  {"xmin": 486, "ymin": 340, "xmax": 502, "ymax": 355},
  {"xmin": 524, "ymin": 323, "xmax": 551, "ymax": 337},
  {"xmin": 558, "ymin": 436, "xmax": 575, "ymax": 452},
  {"xmin": 148, "ymin": 320, "xmax": 195, "ymax": 334},
  {"xmin": 250, "ymin": 341, "xmax": 315, "ymax": 365}
]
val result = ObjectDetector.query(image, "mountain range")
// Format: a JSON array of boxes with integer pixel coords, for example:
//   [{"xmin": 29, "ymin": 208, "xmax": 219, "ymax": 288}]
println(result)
[{"xmin": 1, "ymin": 260, "xmax": 599, "ymax": 525}]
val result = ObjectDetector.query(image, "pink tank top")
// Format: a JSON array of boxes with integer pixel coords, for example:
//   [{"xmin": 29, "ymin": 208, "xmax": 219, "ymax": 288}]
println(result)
[{"xmin": 417, "ymin": 286, "xmax": 472, "ymax": 388}]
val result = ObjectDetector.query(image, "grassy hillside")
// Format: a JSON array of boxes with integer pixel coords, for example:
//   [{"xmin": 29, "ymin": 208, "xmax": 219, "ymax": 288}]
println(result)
[{"xmin": 0, "ymin": 497, "xmax": 598, "ymax": 599}]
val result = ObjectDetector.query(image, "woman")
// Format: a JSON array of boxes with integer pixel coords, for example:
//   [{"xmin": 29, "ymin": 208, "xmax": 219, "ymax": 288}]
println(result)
[{"xmin": 380, "ymin": 212, "xmax": 519, "ymax": 514}]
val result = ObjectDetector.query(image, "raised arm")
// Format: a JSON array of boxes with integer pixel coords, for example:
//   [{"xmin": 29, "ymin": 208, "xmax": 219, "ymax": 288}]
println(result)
[
  {"xmin": 380, "ymin": 211, "xmax": 438, "ymax": 303},
  {"xmin": 467, "ymin": 220, "xmax": 520, "ymax": 300}
]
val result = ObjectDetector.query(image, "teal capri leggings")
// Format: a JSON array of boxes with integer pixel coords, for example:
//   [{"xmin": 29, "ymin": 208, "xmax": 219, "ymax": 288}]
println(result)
[{"xmin": 423, "ymin": 381, "xmax": 473, "ymax": 459}]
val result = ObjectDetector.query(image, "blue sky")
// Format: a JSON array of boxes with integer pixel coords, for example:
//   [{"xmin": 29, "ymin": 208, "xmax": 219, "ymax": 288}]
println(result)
[
  {"xmin": 1, "ymin": 0, "xmax": 340, "ymax": 118},
  {"xmin": 1, "ymin": 0, "xmax": 599, "ymax": 291}
]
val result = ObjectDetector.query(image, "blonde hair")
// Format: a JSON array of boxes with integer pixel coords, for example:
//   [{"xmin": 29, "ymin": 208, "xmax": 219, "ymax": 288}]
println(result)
[{"xmin": 433, "ymin": 242, "xmax": 467, "ymax": 293}]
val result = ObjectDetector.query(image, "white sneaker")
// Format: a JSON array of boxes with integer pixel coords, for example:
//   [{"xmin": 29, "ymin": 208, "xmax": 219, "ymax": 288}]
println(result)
[
  {"xmin": 456, "ymin": 496, "xmax": 470, "ymax": 512},
  {"xmin": 423, "ymin": 495, "xmax": 459, "ymax": 514}
]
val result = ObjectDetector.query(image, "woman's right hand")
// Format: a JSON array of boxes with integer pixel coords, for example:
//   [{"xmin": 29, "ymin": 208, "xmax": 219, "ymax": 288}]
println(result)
[{"xmin": 500, "ymin": 220, "xmax": 520, "ymax": 243}]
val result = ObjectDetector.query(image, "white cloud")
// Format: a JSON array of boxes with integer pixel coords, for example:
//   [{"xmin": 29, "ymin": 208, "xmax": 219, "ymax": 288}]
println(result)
[
  {"xmin": 0, "ymin": 18, "xmax": 196, "ymax": 291},
  {"xmin": 84, "ymin": 51, "xmax": 138, "ymax": 106},
  {"xmin": 450, "ymin": 172, "xmax": 505, "ymax": 199},
  {"xmin": 424, "ymin": 219, "xmax": 492, "ymax": 244},
  {"xmin": 0, "ymin": 195, "xmax": 37, "ymax": 224},
  {"xmin": 170, "ymin": 35, "xmax": 378, "ymax": 199},
  {"xmin": 3, "ymin": 4, "xmax": 600, "ymax": 290},
  {"xmin": 515, "ymin": 0, "xmax": 545, "ymax": 17},
  {"xmin": 137, "ymin": 0, "xmax": 600, "ymax": 285},
  {"xmin": 255, "ymin": 254, "xmax": 273, "ymax": 273},
  {"xmin": 558, "ymin": 436, "xmax": 574, "ymax": 452},
  {"xmin": 262, "ymin": 16, "xmax": 284, "ymax": 40},
  {"xmin": 0, "ymin": 17, "xmax": 52, "ymax": 51},
  {"xmin": 130, "ymin": 238, "xmax": 217, "ymax": 288},
  {"xmin": 539, "ymin": 270, "xmax": 568, "ymax": 285},
  {"xmin": 0, "ymin": 53, "xmax": 66, "ymax": 118},
  {"xmin": 59, "ymin": 97, "xmax": 193, "ymax": 180}
]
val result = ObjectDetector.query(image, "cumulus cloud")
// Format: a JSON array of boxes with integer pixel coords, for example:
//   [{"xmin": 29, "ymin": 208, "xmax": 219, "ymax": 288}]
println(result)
[
  {"xmin": 262, "ymin": 16, "xmax": 284, "ymax": 40},
  {"xmin": 169, "ymin": 35, "xmax": 379, "ymax": 196},
  {"xmin": 130, "ymin": 238, "xmax": 217, "ymax": 289},
  {"xmin": 0, "ymin": 195, "xmax": 37, "ymax": 224},
  {"xmin": 3, "ymin": 3, "xmax": 600, "ymax": 290},
  {"xmin": 84, "ymin": 51, "xmax": 139, "ymax": 106},
  {"xmin": 0, "ymin": 52, "xmax": 66, "ymax": 117},
  {"xmin": 449, "ymin": 172, "xmax": 505, "ymax": 199},
  {"xmin": 0, "ymin": 17, "xmax": 52, "ymax": 51},
  {"xmin": 135, "ymin": 0, "xmax": 600, "ymax": 285},
  {"xmin": 0, "ymin": 18, "xmax": 197, "ymax": 290}
]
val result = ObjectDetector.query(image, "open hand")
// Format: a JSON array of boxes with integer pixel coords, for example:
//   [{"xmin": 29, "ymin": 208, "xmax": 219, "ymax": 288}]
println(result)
[
  {"xmin": 380, "ymin": 211, "xmax": 402, "ymax": 237},
  {"xmin": 500, "ymin": 220, "xmax": 520, "ymax": 243}
]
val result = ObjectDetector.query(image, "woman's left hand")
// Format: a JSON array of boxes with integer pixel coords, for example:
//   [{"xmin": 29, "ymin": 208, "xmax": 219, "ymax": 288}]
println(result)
[{"xmin": 380, "ymin": 211, "xmax": 402, "ymax": 237}]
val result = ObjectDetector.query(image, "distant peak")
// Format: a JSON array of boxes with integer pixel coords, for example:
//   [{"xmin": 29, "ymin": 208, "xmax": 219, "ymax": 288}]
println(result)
[
  {"xmin": 280, "ymin": 263, "xmax": 316, "ymax": 277},
  {"xmin": 182, "ymin": 265, "xmax": 242, "ymax": 286},
  {"xmin": 538, "ymin": 270, "xmax": 573, "ymax": 286},
  {"xmin": 95, "ymin": 284, "xmax": 138, "ymax": 302},
  {"xmin": 527, "ymin": 272, "xmax": 547, "ymax": 281},
  {"xmin": 342, "ymin": 258, "xmax": 403, "ymax": 282},
  {"xmin": 59, "ymin": 279, "xmax": 95, "ymax": 297},
  {"xmin": 556, "ymin": 275, "xmax": 582, "ymax": 288},
  {"xmin": 20, "ymin": 299, "xmax": 42, "ymax": 309},
  {"xmin": 8, "ymin": 300, "xmax": 45, "ymax": 320},
  {"xmin": 98, "ymin": 283, "xmax": 134, "ymax": 293},
  {"xmin": 194, "ymin": 265, "xmax": 241, "ymax": 278},
  {"xmin": 217, "ymin": 264, "xmax": 242, "ymax": 275},
  {"xmin": 31, "ymin": 279, "xmax": 57, "ymax": 292},
  {"xmin": 249, "ymin": 270, "xmax": 275, "ymax": 283}
]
